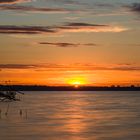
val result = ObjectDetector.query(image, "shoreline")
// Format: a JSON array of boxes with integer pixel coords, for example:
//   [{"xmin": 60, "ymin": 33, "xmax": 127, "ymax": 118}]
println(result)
[{"xmin": 0, "ymin": 85, "xmax": 140, "ymax": 91}]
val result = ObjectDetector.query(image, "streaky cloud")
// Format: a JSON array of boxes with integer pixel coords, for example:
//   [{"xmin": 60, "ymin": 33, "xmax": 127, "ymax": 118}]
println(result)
[
  {"xmin": 43, "ymin": 0, "xmax": 88, "ymax": 7},
  {"xmin": 55, "ymin": 22, "xmax": 128, "ymax": 33},
  {"xmin": 0, "ymin": 63, "xmax": 140, "ymax": 71},
  {"xmin": 0, "ymin": 5, "xmax": 71, "ymax": 13},
  {"xmin": 0, "ymin": 0, "xmax": 31, "ymax": 4},
  {"xmin": 130, "ymin": 3, "xmax": 140, "ymax": 13},
  {"xmin": 0, "ymin": 64, "xmax": 37, "ymax": 69},
  {"xmin": 0, "ymin": 25, "xmax": 56, "ymax": 34},
  {"xmin": 39, "ymin": 42, "xmax": 97, "ymax": 47},
  {"xmin": 64, "ymin": 22, "xmax": 106, "ymax": 27},
  {"xmin": 0, "ymin": 22, "xmax": 128, "ymax": 35},
  {"xmin": 94, "ymin": 3, "xmax": 114, "ymax": 8},
  {"xmin": 125, "ymin": 3, "xmax": 140, "ymax": 14}
]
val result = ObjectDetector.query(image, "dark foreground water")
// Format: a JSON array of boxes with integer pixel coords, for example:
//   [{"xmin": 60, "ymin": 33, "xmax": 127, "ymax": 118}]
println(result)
[{"xmin": 0, "ymin": 91, "xmax": 140, "ymax": 140}]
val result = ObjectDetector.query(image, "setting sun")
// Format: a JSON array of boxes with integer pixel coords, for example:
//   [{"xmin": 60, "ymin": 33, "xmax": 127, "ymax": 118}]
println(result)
[
  {"xmin": 67, "ymin": 77, "xmax": 86, "ymax": 87},
  {"xmin": 72, "ymin": 81, "xmax": 81, "ymax": 87}
]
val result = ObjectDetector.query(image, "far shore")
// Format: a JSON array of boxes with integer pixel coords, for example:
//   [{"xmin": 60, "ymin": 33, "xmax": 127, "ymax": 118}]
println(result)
[{"xmin": 0, "ymin": 85, "xmax": 140, "ymax": 91}]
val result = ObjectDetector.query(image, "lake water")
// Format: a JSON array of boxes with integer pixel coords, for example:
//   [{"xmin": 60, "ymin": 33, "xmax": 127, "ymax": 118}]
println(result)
[{"xmin": 0, "ymin": 91, "xmax": 140, "ymax": 140}]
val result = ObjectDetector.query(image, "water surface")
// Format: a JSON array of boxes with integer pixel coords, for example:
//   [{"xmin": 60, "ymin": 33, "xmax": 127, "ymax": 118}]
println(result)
[{"xmin": 0, "ymin": 91, "xmax": 140, "ymax": 140}]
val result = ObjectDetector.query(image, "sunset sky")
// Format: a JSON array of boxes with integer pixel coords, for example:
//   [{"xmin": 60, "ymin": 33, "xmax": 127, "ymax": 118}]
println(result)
[{"xmin": 0, "ymin": 0, "xmax": 140, "ymax": 86}]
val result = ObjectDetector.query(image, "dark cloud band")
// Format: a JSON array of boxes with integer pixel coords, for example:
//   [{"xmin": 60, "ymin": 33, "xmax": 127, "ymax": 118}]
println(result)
[
  {"xmin": 0, "ymin": 25, "xmax": 56, "ymax": 34},
  {"xmin": 0, "ymin": 0, "xmax": 31, "ymax": 4},
  {"xmin": 0, "ymin": 5, "xmax": 70, "ymax": 13},
  {"xmin": 0, "ymin": 63, "xmax": 140, "ymax": 71},
  {"xmin": 125, "ymin": 3, "xmax": 140, "ymax": 14},
  {"xmin": 0, "ymin": 23, "xmax": 127, "ymax": 35},
  {"xmin": 39, "ymin": 42, "xmax": 96, "ymax": 47}
]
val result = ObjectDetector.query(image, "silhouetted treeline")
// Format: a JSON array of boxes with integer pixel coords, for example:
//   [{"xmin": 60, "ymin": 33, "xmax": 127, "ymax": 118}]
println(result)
[{"xmin": 0, "ymin": 85, "xmax": 140, "ymax": 91}]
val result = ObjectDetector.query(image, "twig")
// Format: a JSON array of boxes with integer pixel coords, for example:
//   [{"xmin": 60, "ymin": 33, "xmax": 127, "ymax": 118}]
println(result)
[{"xmin": 5, "ymin": 103, "xmax": 10, "ymax": 116}]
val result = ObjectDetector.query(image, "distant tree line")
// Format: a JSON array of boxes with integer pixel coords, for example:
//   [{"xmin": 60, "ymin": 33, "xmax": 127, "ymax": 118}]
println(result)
[{"xmin": 0, "ymin": 85, "xmax": 140, "ymax": 91}]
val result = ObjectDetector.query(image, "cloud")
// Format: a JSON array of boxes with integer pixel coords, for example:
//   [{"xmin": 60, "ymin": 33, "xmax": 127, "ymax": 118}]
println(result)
[
  {"xmin": 44, "ymin": 0, "xmax": 88, "ymax": 6},
  {"xmin": 0, "ymin": 1, "xmax": 90, "ymax": 14},
  {"xmin": 0, "ymin": 63, "xmax": 140, "ymax": 71},
  {"xmin": 125, "ymin": 3, "xmax": 140, "ymax": 14},
  {"xmin": 0, "ymin": 25, "xmax": 56, "ymax": 34},
  {"xmin": 0, "ymin": 22, "xmax": 128, "ymax": 35},
  {"xmin": 39, "ymin": 42, "xmax": 97, "ymax": 47},
  {"xmin": 94, "ymin": 3, "xmax": 114, "ymax": 8},
  {"xmin": 0, "ymin": 0, "xmax": 31, "ymax": 4},
  {"xmin": 55, "ymin": 22, "xmax": 128, "ymax": 33},
  {"xmin": 0, "ymin": 5, "xmax": 71, "ymax": 13},
  {"xmin": 130, "ymin": 3, "xmax": 140, "ymax": 13},
  {"xmin": 0, "ymin": 64, "xmax": 37, "ymax": 69},
  {"xmin": 76, "ymin": 63, "xmax": 140, "ymax": 71}
]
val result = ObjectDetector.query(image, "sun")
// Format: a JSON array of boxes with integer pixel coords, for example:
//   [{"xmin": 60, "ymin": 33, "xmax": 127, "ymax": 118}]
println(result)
[
  {"xmin": 72, "ymin": 81, "xmax": 81, "ymax": 88},
  {"xmin": 67, "ymin": 77, "xmax": 86, "ymax": 87}
]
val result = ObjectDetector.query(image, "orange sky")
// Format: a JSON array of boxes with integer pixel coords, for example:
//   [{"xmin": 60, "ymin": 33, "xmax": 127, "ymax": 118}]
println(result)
[{"xmin": 0, "ymin": 0, "xmax": 140, "ymax": 86}]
